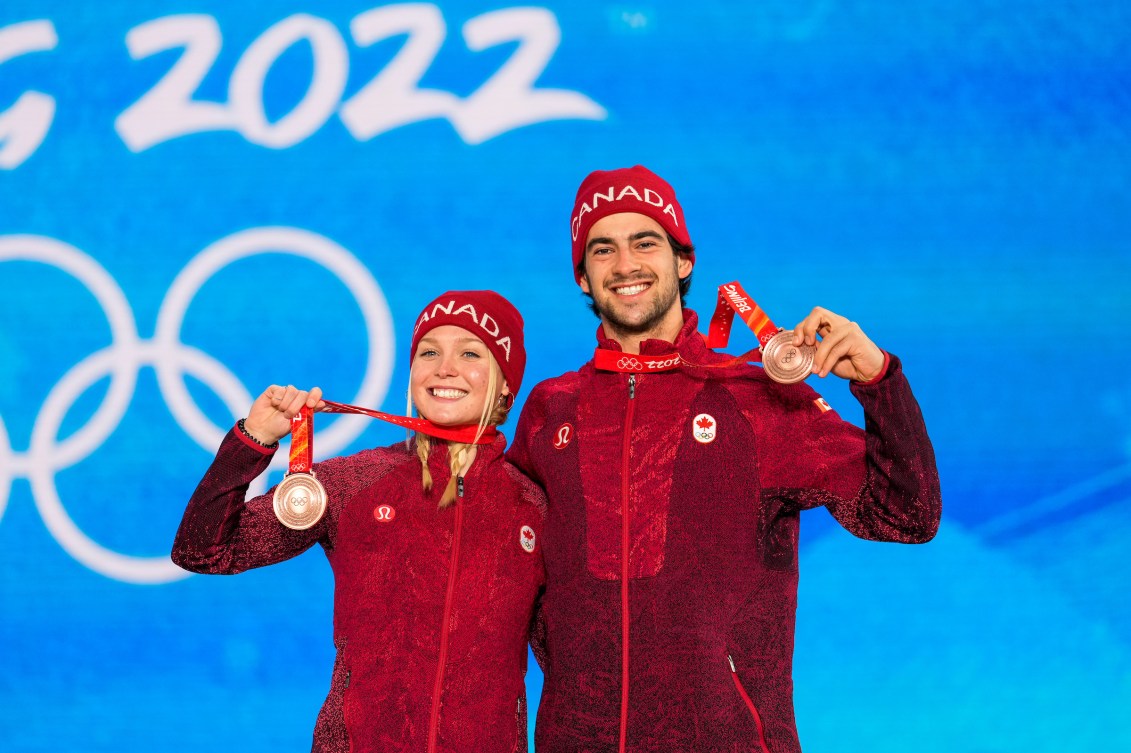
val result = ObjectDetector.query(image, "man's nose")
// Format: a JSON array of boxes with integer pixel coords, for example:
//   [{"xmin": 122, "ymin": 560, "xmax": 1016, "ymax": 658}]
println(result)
[{"xmin": 612, "ymin": 245, "xmax": 641, "ymax": 275}]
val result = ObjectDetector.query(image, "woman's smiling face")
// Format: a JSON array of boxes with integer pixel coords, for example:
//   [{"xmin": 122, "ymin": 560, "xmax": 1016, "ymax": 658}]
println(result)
[{"xmin": 410, "ymin": 324, "xmax": 505, "ymax": 426}]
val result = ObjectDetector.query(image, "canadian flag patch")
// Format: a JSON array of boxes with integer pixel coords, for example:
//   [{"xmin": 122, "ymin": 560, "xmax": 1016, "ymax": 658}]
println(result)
[
  {"xmin": 814, "ymin": 397, "xmax": 833, "ymax": 414},
  {"xmin": 692, "ymin": 413, "xmax": 717, "ymax": 444},
  {"xmin": 520, "ymin": 525, "xmax": 536, "ymax": 553}
]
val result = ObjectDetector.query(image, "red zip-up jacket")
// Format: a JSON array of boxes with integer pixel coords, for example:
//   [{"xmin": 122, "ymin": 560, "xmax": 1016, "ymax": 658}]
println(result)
[
  {"xmin": 172, "ymin": 428, "xmax": 546, "ymax": 753},
  {"xmin": 507, "ymin": 310, "xmax": 941, "ymax": 753}
]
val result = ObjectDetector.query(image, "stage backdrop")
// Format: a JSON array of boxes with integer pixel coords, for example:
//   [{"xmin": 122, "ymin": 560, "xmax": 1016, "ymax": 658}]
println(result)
[{"xmin": 2, "ymin": 1, "xmax": 1129, "ymax": 750}]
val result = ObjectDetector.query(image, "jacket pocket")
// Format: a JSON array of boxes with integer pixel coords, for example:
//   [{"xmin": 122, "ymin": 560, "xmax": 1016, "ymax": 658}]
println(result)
[
  {"xmin": 313, "ymin": 638, "xmax": 353, "ymax": 752},
  {"xmin": 727, "ymin": 655, "xmax": 771, "ymax": 753}
]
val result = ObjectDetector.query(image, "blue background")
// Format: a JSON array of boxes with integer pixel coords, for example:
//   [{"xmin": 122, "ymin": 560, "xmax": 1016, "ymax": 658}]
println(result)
[{"xmin": 2, "ymin": 1, "xmax": 1129, "ymax": 750}]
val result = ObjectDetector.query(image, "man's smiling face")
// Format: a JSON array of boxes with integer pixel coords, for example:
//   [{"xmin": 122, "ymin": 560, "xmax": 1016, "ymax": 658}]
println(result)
[{"xmin": 580, "ymin": 212, "xmax": 693, "ymax": 344}]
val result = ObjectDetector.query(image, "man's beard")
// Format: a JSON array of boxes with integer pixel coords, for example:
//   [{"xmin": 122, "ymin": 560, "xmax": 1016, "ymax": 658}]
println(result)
[{"xmin": 590, "ymin": 271, "xmax": 681, "ymax": 339}]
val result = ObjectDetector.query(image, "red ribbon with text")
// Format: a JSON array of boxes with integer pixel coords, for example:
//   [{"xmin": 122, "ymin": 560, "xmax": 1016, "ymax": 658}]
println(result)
[
  {"xmin": 705, "ymin": 281, "xmax": 782, "ymax": 350},
  {"xmin": 589, "ymin": 282, "xmax": 792, "ymax": 373},
  {"xmin": 319, "ymin": 399, "xmax": 498, "ymax": 445},
  {"xmin": 592, "ymin": 348, "xmax": 683, "ymax": 373},
  {"xmin": 287, "ymin": 406, "xmax": 315, "ymax": 473}
]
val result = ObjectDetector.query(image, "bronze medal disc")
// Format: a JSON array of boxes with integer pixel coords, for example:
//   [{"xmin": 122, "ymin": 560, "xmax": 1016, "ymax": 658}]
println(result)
[
  {"xmin": 761, "ymin": 330, "xmax": 815, "ymax": 384},
  {"xmin": 272, "ymin": 472, "xmax": 327, "ymax": 530}
]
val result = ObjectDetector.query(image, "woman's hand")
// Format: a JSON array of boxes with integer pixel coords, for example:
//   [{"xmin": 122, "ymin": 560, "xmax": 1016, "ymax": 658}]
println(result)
[{"xmin": 242, "ymin": 385, "xmax": 324, "ymax": 445}]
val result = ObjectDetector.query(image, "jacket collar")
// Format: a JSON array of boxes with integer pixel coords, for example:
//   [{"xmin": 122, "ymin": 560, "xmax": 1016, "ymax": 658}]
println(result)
[
  {"xmin": 419, "ymin": 431, "xmax": 507, "ymax": 486},
  {"xmin": 594, "ymin": 308, "xmax": 759, "ymax": 379},
  {"xmin": 595, "ymin": 309, "xmax": 714, "ymax": 360}
]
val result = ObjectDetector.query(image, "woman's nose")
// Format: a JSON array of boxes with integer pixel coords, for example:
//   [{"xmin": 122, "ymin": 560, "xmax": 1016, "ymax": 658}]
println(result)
[{"xmin": 435, "ymin": 354, "xmax": 458, "ymax": 377}]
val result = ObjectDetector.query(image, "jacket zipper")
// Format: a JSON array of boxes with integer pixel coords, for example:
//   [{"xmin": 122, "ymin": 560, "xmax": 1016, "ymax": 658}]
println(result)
[
  {"xmin": 619, "ymin": 373, "xmax": 636, "ymax": 753},
  {"xmin": 727, "ymin": 655, "xmax": 771, "ymax": 753},
  {"xmin": 428, "ymin": 475, "xmax": 465, "ymax": 753}
]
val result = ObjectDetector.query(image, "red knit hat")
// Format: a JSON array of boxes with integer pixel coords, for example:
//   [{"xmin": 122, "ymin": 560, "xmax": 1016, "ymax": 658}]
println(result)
[
  {"xmin": 410, "ymin": 290, "xmax": 526, "ymax": 397},
  {"xmin": 570, "ymin": 165, "xmax": 694, "ymax": 282}
]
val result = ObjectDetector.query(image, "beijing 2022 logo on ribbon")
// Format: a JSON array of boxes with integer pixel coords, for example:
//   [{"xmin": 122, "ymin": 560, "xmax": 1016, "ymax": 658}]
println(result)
[{"xmin": 0, "ymin": 227, "xmax": 394, "ymax": 584}]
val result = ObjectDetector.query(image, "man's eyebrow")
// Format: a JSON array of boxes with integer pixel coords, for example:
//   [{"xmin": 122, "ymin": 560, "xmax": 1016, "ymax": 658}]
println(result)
[
  {"xmin": 586, "ymin": 230, "xmax": 664, "ymax": 252},
  {"xmin": 586, "ymin": 236, "xmax": 613, "ymax": 252}
]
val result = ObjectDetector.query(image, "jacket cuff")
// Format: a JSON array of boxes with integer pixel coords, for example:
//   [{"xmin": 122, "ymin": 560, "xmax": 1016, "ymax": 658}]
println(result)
[
  {"xmin": 853, "ymin": 350, "xmax": 891, "ymax": 386},
  {"xmin": 233, "ymin": 420, "xmax": 279, "ymax": 455}
]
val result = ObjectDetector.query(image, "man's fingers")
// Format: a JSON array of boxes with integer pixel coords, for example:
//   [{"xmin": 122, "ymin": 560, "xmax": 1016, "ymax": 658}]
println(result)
[
  {"xmin": 816, "ymin": 336, "xmax": 855, "ymax": 378},
  {"xmin": 792, "ymin": 307, "xmax": 849, "ymax": 346},
  {"xmin": 811, "ymin": 326, "xmax": 851, "ymax": 374}
]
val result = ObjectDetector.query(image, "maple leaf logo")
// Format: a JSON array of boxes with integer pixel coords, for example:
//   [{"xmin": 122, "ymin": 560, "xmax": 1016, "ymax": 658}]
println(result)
[
  {"xmin": 696, "ymin": 416, "xmax": 714, "ymax": 430},
  {"xmin": 522, "ymin": 529, "xmax": 534, "ymax": 540}
]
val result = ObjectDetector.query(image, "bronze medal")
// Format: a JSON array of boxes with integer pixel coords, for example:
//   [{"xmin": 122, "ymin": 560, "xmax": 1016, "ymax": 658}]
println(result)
[
  {"xmin": 761, "ymin": 330, "xmax": 815, "ymax": 384},
  {"xmin": 272, "ymin": 472, "xmax": 327, "ymax": 530}
]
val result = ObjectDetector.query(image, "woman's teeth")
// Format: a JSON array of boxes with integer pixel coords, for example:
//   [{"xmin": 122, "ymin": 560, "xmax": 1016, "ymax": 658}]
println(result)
[{"xmin": 431, "ymin": 388, "xmax": 467, "ymax": 399}]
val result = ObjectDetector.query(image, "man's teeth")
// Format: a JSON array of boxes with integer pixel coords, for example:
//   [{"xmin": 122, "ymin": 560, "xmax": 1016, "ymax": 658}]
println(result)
[
  {"xmin": 615, "ymin": 283, "xmax": 649, "ymax": 296},
  {"xmin": 431, "ymin": 388, "xmax": 467, "ymax": 399}
]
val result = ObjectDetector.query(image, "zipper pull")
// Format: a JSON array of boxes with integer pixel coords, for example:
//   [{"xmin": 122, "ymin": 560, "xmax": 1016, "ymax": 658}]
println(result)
[
  {"xmin": 457, "ymin": 475, "xmax": 465, "ymax": 498},
  {"xmin": 628, "ymin": 373, "xmax": 636, "ymax": 399},
  {"xmin": 345, "ymin": 670, "xmax": 351, "ymax": 688},
  {"xmin": 727, "ymin": 655, "xmax": 736, "ymax": 672}
]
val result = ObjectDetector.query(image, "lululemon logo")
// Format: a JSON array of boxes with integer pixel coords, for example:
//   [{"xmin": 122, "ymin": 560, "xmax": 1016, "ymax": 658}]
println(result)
[
  {"xmin": 553, "ymin": 423, "xmax": 573, "ymax": 450},
  {"xmin": 373, "ymin": 504, "xmax": 396, "ymax": 523}
]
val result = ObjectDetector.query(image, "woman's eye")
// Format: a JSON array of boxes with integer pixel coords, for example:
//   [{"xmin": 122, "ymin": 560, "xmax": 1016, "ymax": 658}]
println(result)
[{"xmin": 463, "ymin": 350, "xmax": 482, "ymax": 359}]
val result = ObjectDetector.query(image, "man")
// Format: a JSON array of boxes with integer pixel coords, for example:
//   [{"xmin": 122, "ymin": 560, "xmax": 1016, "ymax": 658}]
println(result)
[{"xmin": 507, "ymin": 165, "xmax": 941, "ymax": 752}]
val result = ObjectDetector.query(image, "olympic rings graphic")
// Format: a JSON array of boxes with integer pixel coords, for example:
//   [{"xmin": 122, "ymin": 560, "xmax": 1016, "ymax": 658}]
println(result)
[
  {"xmin": 0, "ymin": 228, "xmax": 394, "ymax": 584},
  {"xmin": 617, "ymin": 357, "xmax": 642, "ymax": 371}
]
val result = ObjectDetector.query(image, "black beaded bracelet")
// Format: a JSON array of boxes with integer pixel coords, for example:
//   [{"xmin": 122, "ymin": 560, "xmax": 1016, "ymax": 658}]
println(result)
[{"xmin": 238, "ymin": 418, "xmax": 279, "ymax": 449}]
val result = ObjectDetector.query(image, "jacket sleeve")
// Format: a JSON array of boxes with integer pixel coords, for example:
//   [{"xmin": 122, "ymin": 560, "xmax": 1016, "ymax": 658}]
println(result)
[
  {"xmin": 505, "ymin": 384, "xmax": 551, "ymax": 488},
  {"xmin": 757, "ymin": 355, "xmax": 941, "ymax": 543},
  {"xmin": 171, "ymin": 425, "xmax": 345, "ymax": 574}
]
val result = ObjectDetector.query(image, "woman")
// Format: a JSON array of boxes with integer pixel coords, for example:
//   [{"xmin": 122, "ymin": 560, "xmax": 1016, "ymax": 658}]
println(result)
[{"xmin": 172, "ymin": 291, "xmax": 545, "ymax": 753}]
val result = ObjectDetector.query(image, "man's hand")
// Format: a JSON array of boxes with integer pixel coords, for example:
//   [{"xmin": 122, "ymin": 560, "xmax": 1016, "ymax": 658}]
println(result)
[
  {"xmin": 243, "ymin": 385, "xmax": 325, "ymax": 445},
  {"xmin": 792, "ymin": 307, "xmax": 885, "ymax": 382}
]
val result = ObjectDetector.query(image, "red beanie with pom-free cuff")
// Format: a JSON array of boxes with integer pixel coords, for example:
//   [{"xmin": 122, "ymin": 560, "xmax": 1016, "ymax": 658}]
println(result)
[
  {"xmin": 570, "ymin": 165, "xmax": 694, "ymax": 282},
  {"xmin": 410, "ymin": 290, "xmax": 526, "ymax": 397}
]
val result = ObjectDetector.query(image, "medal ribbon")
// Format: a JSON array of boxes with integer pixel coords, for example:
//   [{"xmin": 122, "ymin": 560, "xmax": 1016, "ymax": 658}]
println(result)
[
  {"xmin": 287, "ymin": 406, "xmax": 314, "ymax": 474},
  {"xmin": 592, "ymin": 348, "xmax": 682, "ymax": 373},
  {"xmin": 319, "ymin": 399, "xmax": 497, "ymax": 445},
  {"xmin": 705, "ymin": 281, "xmax": 781, "ymax": 350},
  {"xmin": 589, "ymin": 282, "xmax": 795, "ymax": 373}
]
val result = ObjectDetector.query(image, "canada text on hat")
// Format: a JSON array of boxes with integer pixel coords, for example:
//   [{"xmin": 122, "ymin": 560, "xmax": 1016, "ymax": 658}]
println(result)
[
  {"xmin": 413, "ymin": 298, "xmax": 513, "ymax": 362},
  {"xmin": 569, "ymin": 165, "xmax": 693, "ymax": 282},
  {"xmin": 570, "ymin": 184, "xmax": 680, "ymax": 242}
]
